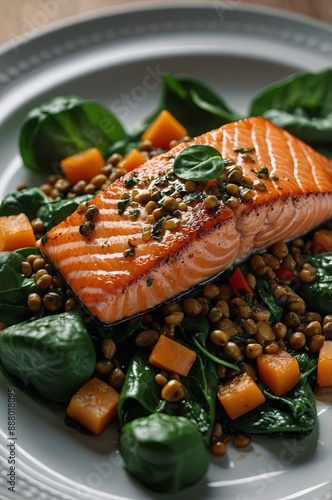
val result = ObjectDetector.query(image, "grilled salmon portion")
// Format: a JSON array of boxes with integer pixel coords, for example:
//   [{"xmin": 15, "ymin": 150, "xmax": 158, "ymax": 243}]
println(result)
[{"xmin": 39, "ymin": 117, "xmax": 332, "ymax": 325}]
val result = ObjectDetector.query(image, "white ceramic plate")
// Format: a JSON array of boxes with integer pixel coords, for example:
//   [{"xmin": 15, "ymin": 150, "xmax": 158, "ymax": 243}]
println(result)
[{"xmin": 1, "ymin": 3, "xmax": 332, "ymax": 499}]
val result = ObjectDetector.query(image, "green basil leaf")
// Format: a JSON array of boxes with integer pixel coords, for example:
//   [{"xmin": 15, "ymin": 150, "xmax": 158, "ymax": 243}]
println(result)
[{"xmin": 174, "ymin": 145, "xmax": 224, "ymax": 181}]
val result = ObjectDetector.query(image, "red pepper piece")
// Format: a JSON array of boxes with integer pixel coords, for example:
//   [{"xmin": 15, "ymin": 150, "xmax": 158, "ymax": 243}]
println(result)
[
  {"xmin": 275, "ymin": 266, "xmax": 296, "ymax": 281},
  {"xmin": 229, "ymin": 267, "xmax": 255, "ymax": 297}
]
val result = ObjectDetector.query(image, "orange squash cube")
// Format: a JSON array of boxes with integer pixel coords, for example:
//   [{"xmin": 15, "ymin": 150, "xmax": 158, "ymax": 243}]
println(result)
[
  {"xmin": 141, "ymin": 109, "xmax": 188, "ymax": 150},
  {"xmin": 0, "ymin": 213, "xmax": 36, "ymax": 251},
  {"xmin": 217, "ymin": 372, "xmax": 266, "ymax": 420},
  {"xmin": 66, "ymin": 377, "xmax": 119, "ymax": 435},
  {"xmin": 60, "ymin": 147, "xmax": 105, "ymax": 184},
  {"xmin": 317, "ymin": 341, "xmax": 332, "ymax": 387},
  {"xmin": 117, "ymin": 148, "xmax": 147, "ymax": 172},
  {"xmin": 257, "ymin": 350, "xmax": 300, "ymax": 396},
  {"xmin": 149, "ymin": 335, "xmax": 197, "ymax": 377}
]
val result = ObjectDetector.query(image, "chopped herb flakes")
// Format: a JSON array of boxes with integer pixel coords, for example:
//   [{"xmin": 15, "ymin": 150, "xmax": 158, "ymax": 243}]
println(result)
[
  {"xmin": 182, "ymin": 191, "xmax": 203, "ymax": 204},
  {"xmin": 152, "ymin": 218, "xmax": 164, "ymax": 239},
  {"xmin": 241, "ymin": 154, "xmax": 255, "ymax": 163},
  {"xmin": 146, "ymin": 277, "xmax": 153, "ymax": 287},
  {"xmin": 234, "ymin": 146, "xmax": 255, "ymax": 153},
  {"xmin": 118, "ymin": 198, "xmax": 130, "ymax": 214},
  {"xmin": 251, "ymin": 166, "xmax": 279, "ymax": 181},
  {"xmin": 124, "ymin": 175, "xmax": 139, "ymax": 188},
  {"xmin": 124, "ymin": 248, "xmax": 135, "ymax": 257},
  {"xmin": 253, "ymin": 167, "xmax": 270, "ymax": 179}
]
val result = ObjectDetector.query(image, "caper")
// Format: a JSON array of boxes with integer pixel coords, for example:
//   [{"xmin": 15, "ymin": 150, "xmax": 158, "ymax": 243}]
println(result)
[
  {"xmin": 85, "ymin": 205, "xmax": 99, "ymax": 221},
  {"xmin": 79, "ymin": 220, "xmax": 95, "ymax": 236}
]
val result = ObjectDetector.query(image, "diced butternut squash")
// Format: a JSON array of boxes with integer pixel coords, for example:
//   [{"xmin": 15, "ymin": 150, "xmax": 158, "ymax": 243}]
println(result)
[
  {"xmin": 257, "ymin": 350, "xmax": 300, "ymax": 396},
  {"xmin": 141, "ymin": 109, "xmax": 188, "ymax": 150},
  {"xmin": 117, "ymin": 148, "xmax": 147, "ymax": 172},
  {"xmin": 312, "ymin": 229, "xmax": 332, "ymax": 254},
  {"xmin": 217, "ymin": 372, "xmax": 266, "ymax": 420},
  {"xmin": 66, "ymin": 377, "xmax": 119, "ymax": 435},
  {"xmin": 60, "ymin": 147, "xmax": 105, "ymax": 184},
  {"xmin": 149, "ymin": 335, "xmax": 197, "ymax": 377},
  {"xmin": 0, "ymin": 213, "xmax": 36, "ymax": 251},
  {"xmin": 317, "ymin": 340, "xmax": 332, "ymax": 387}
]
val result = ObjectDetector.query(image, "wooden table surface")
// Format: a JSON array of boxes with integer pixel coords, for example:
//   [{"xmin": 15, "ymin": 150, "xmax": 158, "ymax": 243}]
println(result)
[{"xmin": 1, "ymin": 0, "xmax": 331, "ymax": 47}]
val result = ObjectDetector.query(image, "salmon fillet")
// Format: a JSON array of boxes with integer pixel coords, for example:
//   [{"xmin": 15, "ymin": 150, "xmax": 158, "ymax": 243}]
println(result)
[{"xmin": 39, "ymin": 117, "xmax": 332, "ymax": 325}]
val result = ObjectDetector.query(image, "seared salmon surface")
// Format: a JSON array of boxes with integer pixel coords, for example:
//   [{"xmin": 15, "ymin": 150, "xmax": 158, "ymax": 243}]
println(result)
[{"xmin": 39, "ymin": 117, "xmax": 332, "ymax": 325}]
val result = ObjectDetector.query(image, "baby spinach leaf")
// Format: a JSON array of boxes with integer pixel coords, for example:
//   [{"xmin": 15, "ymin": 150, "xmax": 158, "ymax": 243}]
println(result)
[
  {"xmin": 130, "ymin": 73, "xmax": 242, "ymax": 140},
  {"xmin": 255, "ymin": 279, "xmax": 284, "ymax": 323},
  {"xmin": 118, "ymin": 413, "xmax": 209, "ymax": 493},
  {"xmin": 296, "ymin": 252, "xmax": 332, "ymax": 316},
  {"xmin": 249, "ymin": 69, "xmax": 332, "ymax": 145},
  {"xmin": 118, "ymin": 350, "xmax": 165, "ymax": 427},
  {"xmin": 0, "ymin": 359, "xmax": 63, "ymax": 408},
  {"xmin": 0, "ymin": 311, "xmax": 96, "ymax": 402},
  {"xmin": 180, "ymin": 355, "xmax": 218, "ymax": 443},
  {"xmin": 19, "ymin": 96, "xmax": 126, "ymax": 172},
  {"xmin": 37, "ymin": 193, "xmax": 94, "ymax": 230},
  {"xmin": 0, "ymin": 251, "xmax": 37, "ymax": 325},
  {"xmin": 174, "ymin": 144, "xmax": 224, "ymax": 181},
  {"xmin": 0, "ymin": 188, "xmax": 50, "ymax": 220}
]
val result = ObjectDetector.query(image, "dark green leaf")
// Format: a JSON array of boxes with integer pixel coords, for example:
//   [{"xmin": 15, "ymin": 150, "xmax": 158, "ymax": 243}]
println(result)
[
  {"xmin": 0, "ymin": 359, "xmax": 63, "ymax": 408},
  {"xmin": 296, "ymin": 253, "xmax": 332, "ymax": 316},
  {"xmin": 37, "ymin": 194, "xmax": 94, "ymax": 230},
  {"xmin": 118, "ymin": 413, "xmax": 209, "ymax": 493},
  {"xmin": 0, "ymin": 311, "xmax": 96, "ymax": 402},
  {"xmin": 0, "ymin": 251, "xmax": 38, "ymax": 325},
  {"xmin": 118, "ymin": 350, "xmax": 165, "ymax": 427},
  {"xmin": 255, "ymin": 279, "xmax": 284, "ymax": 323},
  {"xmin": 0, "ymin": 188, "xmax": 50, "ymax": 220},
  {"xmin": 130, "ymin": 73, "xmax": 242, "ymax": 140},
  {"xmin": 19, "ymin": 96, "xmax": 127, "ymax": 172},
  {"xmin": 174, "ymin": 144, "xmax": 224, "ymax": 181},
  {"xmin": 180, "ymin": 356, "xmax": 218, "ymax": 443},
  {"xmin": 249, "ymin": 69, "xmax": 332, "ymax": 145}
]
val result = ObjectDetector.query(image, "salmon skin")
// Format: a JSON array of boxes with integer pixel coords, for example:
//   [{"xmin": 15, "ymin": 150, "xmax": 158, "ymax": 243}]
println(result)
[{"xmin": 39, "ymin": 117, "xmax": 332, "ymax": 325}]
